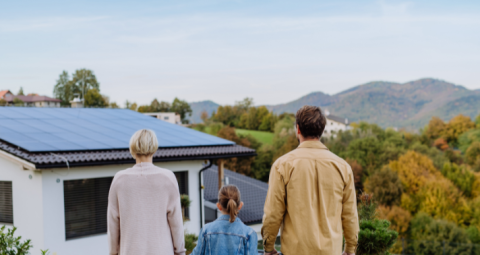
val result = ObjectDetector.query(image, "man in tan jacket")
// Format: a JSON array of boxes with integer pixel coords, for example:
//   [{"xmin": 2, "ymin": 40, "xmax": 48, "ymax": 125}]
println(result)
[{"xmin": 261, "ymin": 106, "xmax": 359, "ymax": 255}]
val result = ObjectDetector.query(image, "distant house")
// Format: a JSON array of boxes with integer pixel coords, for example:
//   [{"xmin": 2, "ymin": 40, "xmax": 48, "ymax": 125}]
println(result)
[
  {"xmin": 0, "ymin": 90, "xmax": 61, "ymax": 107},
  {"xmin": 0, "ymin": 107, "xmax": 256, "ymax": 255},
  {"xmin": 323, "ymin": 110, "xmax": 350, "ymax": 137},
  {"xmin": 144, "ymin": 112, "xmax": 182, "ymax": 125}
]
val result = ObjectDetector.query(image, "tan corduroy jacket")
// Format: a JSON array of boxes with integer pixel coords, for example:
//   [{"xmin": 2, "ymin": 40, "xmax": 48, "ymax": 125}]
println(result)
[{"xmin": 261, "ymin": 141, "xmax": 359, "ymax": 255}]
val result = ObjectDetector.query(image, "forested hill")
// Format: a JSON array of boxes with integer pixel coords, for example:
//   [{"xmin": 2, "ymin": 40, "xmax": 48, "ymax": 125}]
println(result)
[{"xmin": 189, "ymin": 78, "xmax": 480, "ymax": 129}]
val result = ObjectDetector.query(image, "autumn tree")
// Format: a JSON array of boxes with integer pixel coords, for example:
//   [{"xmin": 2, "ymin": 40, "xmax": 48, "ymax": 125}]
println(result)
[
  {"xmin": 366, "ymin": 167, "xmax": 403, "ymax": 206},
  {"xmin": 441, "ymin": 163, "xmax": 476, "ymax": 197},
  {"xmin": 424, "ymin": 117, "xmax": 446, "ymax": 140},
  {"xmin": 346, "ymin": 159, "xmax": 363, "ymax": 191},
  {"xmin": 466, "ymin": 142, "xmax": 480, "ymax": 172},
  {"xmin": 216, "ymin": 126, "xmax": 255, "ymax": 176},
  {"xmin": 443, "ymin": 114, "xmax": 476, "ymax": 145}
]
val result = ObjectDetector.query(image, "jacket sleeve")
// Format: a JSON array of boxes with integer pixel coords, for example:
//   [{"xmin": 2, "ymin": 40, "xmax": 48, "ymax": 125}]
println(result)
[
  {"xmin": 247, "ymin": 230, "xmax": 258, "ymax": 255},
  {"xmin": 191, "ymin": 228, "xmax": 206, "ymax": 255},
  {"xmin": 342, "ymin": 164, "xmax": 360, "ymax": 254},
  {"xmin": 261, "ymin": 162, "xmax": 286, "ymax": 252},
  {"xmin": 167, "ymin": 176, "xmax": 187, "ymax": 255},
  {"xmin": 107, "ymin": 178, "xmax": 120, "ymax": 255}
]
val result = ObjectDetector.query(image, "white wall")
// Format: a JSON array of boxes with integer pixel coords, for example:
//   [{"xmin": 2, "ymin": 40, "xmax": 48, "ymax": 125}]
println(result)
[
  {"xmin": 0, "ymin": 156, "xmax": 45, "ymax": 254},
  {"xmin": 41, "ymin": 160, "xmax": 204, "ymax": 255},
  {"xmin": 324, "ymin": 118, "xmax": 348, "ymax": 137}
]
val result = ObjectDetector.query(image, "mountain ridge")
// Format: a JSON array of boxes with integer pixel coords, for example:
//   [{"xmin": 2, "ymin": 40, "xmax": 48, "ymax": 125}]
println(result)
[{"xmin": 188, "ymin": 78, "xmax": 480, "ymax": 129}]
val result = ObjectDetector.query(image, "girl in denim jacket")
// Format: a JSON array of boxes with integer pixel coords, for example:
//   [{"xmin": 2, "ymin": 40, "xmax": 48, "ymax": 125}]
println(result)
[{"xmin": 192, "ymin": 185, "xmax": 258, "ymax": 255}]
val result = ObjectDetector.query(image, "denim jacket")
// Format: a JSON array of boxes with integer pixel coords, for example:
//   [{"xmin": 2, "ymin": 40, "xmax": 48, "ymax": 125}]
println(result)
[{"xmin": 192, "ymin": 215, "xmax": 258, "ymax": 255}]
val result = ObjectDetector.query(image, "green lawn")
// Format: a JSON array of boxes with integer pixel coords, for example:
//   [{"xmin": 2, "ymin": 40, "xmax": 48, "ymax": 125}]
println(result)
[{"xmin": 236, "ymin": 129, "xmax": 274, "ymax": 145}]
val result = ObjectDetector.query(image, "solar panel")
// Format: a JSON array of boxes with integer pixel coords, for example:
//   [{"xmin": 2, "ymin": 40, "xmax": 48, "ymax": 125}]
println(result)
[{"xmin": 0, "ymin": 107, "xmax": 234, "ymax": 152}]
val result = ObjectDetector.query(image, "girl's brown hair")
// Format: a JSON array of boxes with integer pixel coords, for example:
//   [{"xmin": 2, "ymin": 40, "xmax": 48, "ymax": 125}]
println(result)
[{"xmin": 218, "ymin": 185, "xmax": 241, "ymax": 223}]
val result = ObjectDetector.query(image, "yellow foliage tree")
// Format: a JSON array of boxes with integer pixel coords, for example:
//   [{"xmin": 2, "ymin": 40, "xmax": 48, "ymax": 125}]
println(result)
[{"xmin": 443, "ymin": 114, "xmax": 476, "ymax": 144}]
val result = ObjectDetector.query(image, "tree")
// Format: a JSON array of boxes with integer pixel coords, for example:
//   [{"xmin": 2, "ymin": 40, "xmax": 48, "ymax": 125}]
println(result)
[
  {"xmin": 84, "ymin": 89, "xmax": 107, "ymax": 107},
  {"xmin": 442, "ymin": 163, "xmax": 476, "ymax": 197},
  {"xmin": 109, "ymin": 102, "xmax": 120, "ymax": 109},
  {"xmin": 377, "ymin": 205, "xmax": 412, "ymax": 237},
  {"xmin": 216, "ymin": 127, "xmax": 255, "ymax": 175},
  {"xmin": 466, "ymin": 142, "xmax": 480, "ymax": 166},
  {"xmin": 346, "ymin": 159, "xmax": 364, "ymax": 191},
  {"xmin": 171, "ymin": 98, "xmax": 192, "ymax": 124},
  {"xmin": 71, "ymin": 69, "xmax": 100, "ymax": 99},
  {"xmin": 234, "ymin": 97, "xmax": 254, "ymax": 112},
  {"xmin": 17, "ymin": 87, "xmax": 24, "ymax": 96},
  {"xmin": 366, "ymin": 167, "xmax": 403, "ymax": 206},
  {"xmin": 150, "ymin": 99, "xmax": 170, "ymax": 112},
  {"xmin": 424, "ymin": 117, "xmax": 446, "ymax": 140},
  {"xmin": 0, "ymin": 99, "xmax": 7, "ymax": 106},
  {"xmin": 53, "ymin": 70, "xmax": 77, "ymax": 106},
  {"xmin": 200, "ymin": 111, "xmax": 209, "ymax": 123},
  {"xmin": 344, "ymin": 137, "xmax": 382, "ymax": 173},
  {"xmin": 356, "ymin": 193, "xmax": 398, "ymax": 255},
  {"xmin": 409, "ymin": 213, "xmax": 473, "ymax": 255},
  {"xmin": 443, "ymin": 114, "xmax": 475, "ymax": 145},
  {"xmin": 13, "ymin": 97, "xmax": 24, "ymax": 106},
  {"xmin": 476, "ymin": 114, "xmax": 480, "ymax": 128}
]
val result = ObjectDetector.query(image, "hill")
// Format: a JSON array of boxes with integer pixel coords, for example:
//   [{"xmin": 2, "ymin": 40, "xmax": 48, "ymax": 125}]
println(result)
[
  {"xmin": 188, "ymin": 100, "xmax": 220, "ymax": 123},
  {"xmin": 189, "ymin": 78, "xmax": 480, "ymax": 129}
]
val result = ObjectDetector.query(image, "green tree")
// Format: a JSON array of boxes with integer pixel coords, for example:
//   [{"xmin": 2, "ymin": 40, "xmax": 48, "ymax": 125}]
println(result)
[
  {"xmin": 234, "ymin": 97, "xmax": 254, "ymax": 112},
  {"xmin": 356, "ymin": 193, "xmax": 398, "ymax": 255},
  {"xmin": 443, "ymin": 114, "xmax": 476, "ymax": 146},
  {"xmin": 171, "ymin": 98, "xmax": 192, "ymax": 124},
  {"xmin": 0, "ymin": 99, "xmax": 7, "ymax": 106},
  {"xmin": 366, "ymin": 167, "xmax": 403, "ymax": 206},
  {"xmin": 409, "ymin": 213, "xmax": 473, "ymax": 255},
  {"xmin": 84, "ymin": 89, "xmax": 107, "ymax": 107},
  {"xmin": 150, "ymin": 99, "xmax": 170, "ymax": 112},
  {"xmin": 344, "ymin": 137, "xmax": 382, "ymax": 173},
  {"xmin": 476, "ymin": 114, "xmax": 480, "ymax": 128},
  {"xmin": 71, "ymin": 69, "xmax": 100, "ymax": 99},
  {"xmin": 17, "ymin": 87, "xmax": 24, "ymax": 96},
  {"xmin": 109, "ymin": 102, "xmax": 120, "ymax": 109},
  {"xmin": 13, "ymin": 97, "xmax": 24, "ymax": 106},
  {"xmin": 441, "ymin": 163, "xmax": 476, "ymax": 197},
  {"xmin": 53, "ymin": 70, "xmax": 77, "ymax": 106},
  {"xmin": 459, "ymin": 129, "xmax": 480, "ymax": 153}
]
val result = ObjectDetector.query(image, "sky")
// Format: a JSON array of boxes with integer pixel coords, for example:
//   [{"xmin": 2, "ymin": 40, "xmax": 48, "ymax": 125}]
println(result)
[{"xmin": 1, "ymin": 0, "xmax": 479, "ymax": 106}]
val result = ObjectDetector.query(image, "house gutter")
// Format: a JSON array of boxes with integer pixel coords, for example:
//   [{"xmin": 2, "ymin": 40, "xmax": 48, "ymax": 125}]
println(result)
[{"xmin": 198, "ymin": 160, "xmax": 213, "ymax": 229}]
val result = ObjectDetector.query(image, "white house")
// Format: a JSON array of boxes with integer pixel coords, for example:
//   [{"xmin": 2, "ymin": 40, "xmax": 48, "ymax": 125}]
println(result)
[
  {"xmin": 323, "ymin": 111, "xmax": 350, "ymax": 137},
  {"xmin": 143, "ymin": 112, "xmax": 182, "ymax": 125},
  {"xmin": 0, "ymin": 107, "xmax": 256, "ymax": 255}
]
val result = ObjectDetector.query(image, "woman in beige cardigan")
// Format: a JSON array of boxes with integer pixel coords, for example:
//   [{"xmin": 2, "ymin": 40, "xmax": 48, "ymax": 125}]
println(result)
[{"xmin": 107, "ymin": 129, "xmax": 186, "ymax": 255}]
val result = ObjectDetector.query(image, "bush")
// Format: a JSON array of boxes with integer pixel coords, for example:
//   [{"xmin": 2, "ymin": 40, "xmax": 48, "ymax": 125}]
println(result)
[
  {"xmin": 185, "ymin": 233, "xmax": 198, "ymax": 255},
  {"xmin": 356, "ymin": 193, "xmax": 398, "ymax": 255},
  {"xmin": 0, "ymin": 226, "xmax": 32, "ymax": 255}
]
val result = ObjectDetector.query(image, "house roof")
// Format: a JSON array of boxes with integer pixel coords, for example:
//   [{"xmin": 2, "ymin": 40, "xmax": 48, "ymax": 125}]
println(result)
[
  {"xmin": 0, "ymin": 139, "xmax": 256, "ymax": 169},
  {"xmin": 204, "ymin": 165, "xmax": 268, "ymax": 225},
  {"xmin": 0, "ymin": 90, "xmax": 12, "ymax": 99},
  {"xmin": 0, "ymin": 107, "xmax": 257, "ymax": 168},
  {"xmin": 8, "ymin": 95, "xmax": 62, "ymax": 103},
  {"xmin": 326, "ymin": 114, "xmax": 348, "ymax": 125},
  {"xmin": 0, "ymin": 107, "xmax": 234, "ymax": 152}
]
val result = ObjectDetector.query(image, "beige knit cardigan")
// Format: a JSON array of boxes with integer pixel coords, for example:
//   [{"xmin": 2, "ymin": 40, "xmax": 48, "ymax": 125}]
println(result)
[{"xmin": 107, "ymin": 162, "xmax": 186, "ymax": 255}]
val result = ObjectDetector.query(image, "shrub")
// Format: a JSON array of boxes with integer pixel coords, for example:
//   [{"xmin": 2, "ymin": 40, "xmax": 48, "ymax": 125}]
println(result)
[
  {"xmin": 0, "ymin": 226, "xmax": 32, "ymax": 255},
  {"xmin": 356, "ymin": 193, "xmax": 398, "ymax": 255},
  {"xmin": 185, "ymin": 233, "xmax": 198, "ymax": 255},
  {"xmin": 377, "ymin": 205, "xmax": 411, "ymax": 237}
]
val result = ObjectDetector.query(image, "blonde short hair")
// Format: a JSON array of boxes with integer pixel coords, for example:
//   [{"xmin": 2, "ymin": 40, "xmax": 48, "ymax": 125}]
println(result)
[{"xmin": 129, "ymin": 129, "xmax": 159, "ymax": 159}]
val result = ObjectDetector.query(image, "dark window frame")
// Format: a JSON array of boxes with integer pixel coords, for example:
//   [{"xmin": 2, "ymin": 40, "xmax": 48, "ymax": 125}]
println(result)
[
  {"xmin": 0, "ymin": 181, "xmax": 13, "ymax": 224},
  {"xmin": 174, "ymin": 171, "xmax": 189, "ymax": 218},
  {"xmin": 63, "ymin": 177, "xmax": 113, "ymax": 240}
]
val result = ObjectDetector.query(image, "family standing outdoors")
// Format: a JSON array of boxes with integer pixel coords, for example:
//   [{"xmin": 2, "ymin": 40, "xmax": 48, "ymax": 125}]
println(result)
[{"xmin": 107, "ymin": 106, "xmax": 359, "ymax": 255}]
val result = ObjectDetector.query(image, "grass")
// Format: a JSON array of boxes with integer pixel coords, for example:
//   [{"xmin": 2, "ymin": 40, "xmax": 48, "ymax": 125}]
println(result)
[{"xmin": 236, "ymin": 129, "xmax": 274, "ymax": 145}]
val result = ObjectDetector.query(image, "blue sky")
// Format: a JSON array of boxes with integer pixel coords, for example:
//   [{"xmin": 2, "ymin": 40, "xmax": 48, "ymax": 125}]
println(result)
[{"xmin": 1, "ymin": 0, "xmax": 479, "ymax": 106}]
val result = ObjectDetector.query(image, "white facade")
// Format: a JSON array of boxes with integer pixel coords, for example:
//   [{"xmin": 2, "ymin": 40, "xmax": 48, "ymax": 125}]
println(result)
[
  {"xmin": 323, "ymin": 115, "xmax": 350, "ymax": 137},
  {"xmin": 143, "ymin": 112, "xmax": 182, "ymax": 125},
  {"xmin": 0, "ymin": 154, "xmax": 206, "ymax": 255}
]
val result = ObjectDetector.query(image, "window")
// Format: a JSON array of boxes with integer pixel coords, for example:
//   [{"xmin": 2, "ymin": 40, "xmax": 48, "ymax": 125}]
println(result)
[
  {"xmin": 0, "ymin": 181, "xmax": 13, "ymax": 224},
  {"xmin": 204, "ymin": 206, "xmax": 217, "ymax": 224},
  {"xmin": 174, "ymin": 171, "xmax": 189, "ymax": 218},
  {"xmin": 64, "ymin": 177, "xmax": 113, "ymax": 240},
  {"xmin": 164, "ymin": 116, "xmax": 169, "ymax": 120}
]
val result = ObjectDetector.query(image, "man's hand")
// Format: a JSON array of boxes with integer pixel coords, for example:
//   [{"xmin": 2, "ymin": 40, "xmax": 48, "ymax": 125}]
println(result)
[
  {"xmin": 264, "ymin": 249, "xmax": 278, "ymax": 255},
  {"xmin": 342, "ymin": 252, "xmax": 354, "ymax": 255}
]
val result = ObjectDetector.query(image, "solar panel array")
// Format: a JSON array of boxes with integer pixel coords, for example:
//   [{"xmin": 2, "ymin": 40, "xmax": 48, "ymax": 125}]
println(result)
[{"xmin": 0, "ymin": 107, "xmax": 234, "ymax": 152}]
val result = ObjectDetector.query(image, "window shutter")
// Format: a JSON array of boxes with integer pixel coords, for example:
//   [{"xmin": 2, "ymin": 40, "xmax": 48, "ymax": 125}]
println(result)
[
  {"xmin": 64, "ymin": 177, "xmax": 113, "ymax": 240},
  {"xmin": 0, "ymin": 181, "xmax": 13, "ymax": 224}
]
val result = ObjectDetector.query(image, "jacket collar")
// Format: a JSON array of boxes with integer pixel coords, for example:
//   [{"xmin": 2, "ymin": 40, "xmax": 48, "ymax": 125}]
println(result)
[
  {"xmin": 297, "ymin": 140, "xmax": 329, "ymax": 150},
  {"xmin": 217, "ymin": 214, "xmax": 242, "ymax": 223}
]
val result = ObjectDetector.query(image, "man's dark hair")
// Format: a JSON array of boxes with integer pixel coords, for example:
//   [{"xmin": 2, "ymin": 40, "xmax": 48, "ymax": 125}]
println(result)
[{"xmin": 295, "ymin": 106, "xmax": 327, "ymax": 138}]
